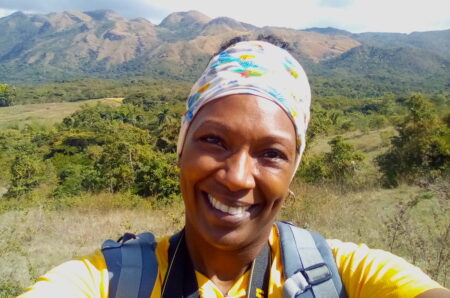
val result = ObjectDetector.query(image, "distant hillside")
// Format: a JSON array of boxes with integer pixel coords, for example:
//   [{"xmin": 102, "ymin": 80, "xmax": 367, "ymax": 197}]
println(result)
[
  {"xmin": 354, "ymin": 30, "xmax": 450, "ymax": 59},
  {"xmin": 0, "ymin": 9, "xmax": 358, "ymax": 83},
  {"xmin": 304, "ymin": 27, "xmax": 352, "ymax": 36},
  {"xmin": 0, "ymin": 10, "xmax": 448, "ymax": 95},
  {"xmin": 315, "ymin": 45, "xmax": 450, "ymax": 96},
  {"xmin": 323, "ymin": 45, "xmax": 449, "ymax": 76}
]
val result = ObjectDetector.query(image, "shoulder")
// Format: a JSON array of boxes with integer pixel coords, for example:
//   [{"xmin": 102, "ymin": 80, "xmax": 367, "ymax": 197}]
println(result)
[
  {"xmin": 326, "ymin": 239, "xmax": 445, "ymax": 297},
  {"xmin": 20, "ymin": 235, "xmax": 172, "ymax": 297},
  {"xmin": 19, "ymin": 249, "xmax": 109, "ymax": 297}
]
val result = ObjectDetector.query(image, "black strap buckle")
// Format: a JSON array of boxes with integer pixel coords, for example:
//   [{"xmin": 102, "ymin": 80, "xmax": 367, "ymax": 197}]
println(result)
[
  {"xmin": 302, "ymin": 263, "xmax": 332, "ymax": 286},
  {"xmin": 118, "ymin": 232, "xmax": 137, "ymax": 243}
]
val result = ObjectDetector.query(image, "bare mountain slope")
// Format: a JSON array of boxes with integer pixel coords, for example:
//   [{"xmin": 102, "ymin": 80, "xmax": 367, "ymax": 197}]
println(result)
[{"xmin": 0, "ymin": 9, "xmax": 448, "ymax": 90}]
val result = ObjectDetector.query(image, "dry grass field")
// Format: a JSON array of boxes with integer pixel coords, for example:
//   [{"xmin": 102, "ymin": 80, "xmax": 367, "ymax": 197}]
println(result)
[
  {"xmin": 1, "ymin": 180, "xmax": 448, "ymax": 297},
  {"xmin": 0, "ymin": 98, "xmax": 123, "ymax": 129},
  {"xmin": 0, "ymin": 101, "xmax": 448, "ymax": 296}
]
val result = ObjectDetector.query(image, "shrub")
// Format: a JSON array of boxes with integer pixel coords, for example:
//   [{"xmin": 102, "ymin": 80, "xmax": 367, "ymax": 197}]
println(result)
[
  {"xmin": 134, "ymin": 151, "xmax": 180, "ymax": 203},
  {"xmin": 5, "ymin": 154, "xmax": 46, "ymax": 197},
  {"xmin": 377, "ymin": 94, "xmax": 450, "ymax": 187},
  {"xmin": 0, "ymin": 84, "xmax": 16, "ymax": 107},
  {"xmin": 299, "ymin": 136, "xmax": 365, "ymax": 185}
]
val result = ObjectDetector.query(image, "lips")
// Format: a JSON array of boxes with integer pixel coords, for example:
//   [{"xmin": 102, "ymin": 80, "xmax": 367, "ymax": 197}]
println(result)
[{"xmin": 207, "ymin": 193, "xmax": 250, "ymax": 216}]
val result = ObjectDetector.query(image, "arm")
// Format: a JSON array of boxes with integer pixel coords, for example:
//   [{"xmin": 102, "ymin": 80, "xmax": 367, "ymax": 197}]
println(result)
[
  {"xmin": 416, "ymin": 289, "xmax": 450, "ymax": 298},
  {"xmin": 327, "ymin": 239, "xmax": 447, "ymax": 298},
  {"xmin": 19, "ymin": 250, "xmax": 108, "ymax": 298}
]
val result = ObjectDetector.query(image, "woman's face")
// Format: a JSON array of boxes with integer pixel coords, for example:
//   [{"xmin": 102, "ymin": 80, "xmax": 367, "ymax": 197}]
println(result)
[{"xmin": 179, "ymin": 94, "xmax": 297, "ymax": 250}]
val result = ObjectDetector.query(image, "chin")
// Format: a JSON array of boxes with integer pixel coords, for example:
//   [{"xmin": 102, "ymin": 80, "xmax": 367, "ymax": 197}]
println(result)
[{"xmin": 191, "ymin": 218, "xmax": 274, "ymax": 252}]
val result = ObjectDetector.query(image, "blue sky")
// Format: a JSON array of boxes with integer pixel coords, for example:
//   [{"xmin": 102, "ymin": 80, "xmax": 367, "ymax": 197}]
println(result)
[{"xmin": 0, "ymin": 0, "xmax": 448, "ymax": 33}]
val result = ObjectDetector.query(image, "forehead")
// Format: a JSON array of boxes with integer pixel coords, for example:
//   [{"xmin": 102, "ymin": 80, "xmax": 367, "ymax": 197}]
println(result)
[{"xmin": 187, "ymin": 94, "xmax": 296, "ymax": 141}]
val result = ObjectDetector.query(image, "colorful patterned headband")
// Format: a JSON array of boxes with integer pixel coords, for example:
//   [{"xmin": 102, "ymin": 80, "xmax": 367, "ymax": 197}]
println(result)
[{"xmin": 177, "ymin": 40, "xmax": 311, "ymax": 174}]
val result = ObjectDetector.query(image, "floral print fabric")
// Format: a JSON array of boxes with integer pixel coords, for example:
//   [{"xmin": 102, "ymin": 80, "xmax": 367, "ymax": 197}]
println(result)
[{"xmin": 177, "ymin": 41, "xmax": 311, "ymax": 174}]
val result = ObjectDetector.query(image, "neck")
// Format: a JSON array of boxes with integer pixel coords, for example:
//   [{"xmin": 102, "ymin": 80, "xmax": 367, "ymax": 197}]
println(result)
[{"xmin": 184, "ymin": 225, "xmax": 271, "ymax": 295}]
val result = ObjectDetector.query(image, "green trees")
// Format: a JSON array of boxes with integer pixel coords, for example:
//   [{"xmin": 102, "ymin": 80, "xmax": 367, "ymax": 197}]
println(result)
[
  {"xmin": 377, "ymin": 94, "xmax": 450, "ymax": 186},
  {"xmin": 0, "ymin": 94, "xmax": 183, "ymax": 202},
  {"xmin": 0, "ymin": 84, "xmax": 16, "ymax": 107},
  {"xmin": 50, "ymin": 103, "xmax": 181, "ymax": 200},
  {"xmin": 2, "ymin": 81, "xmax": 447, "ymax": 201},
  {"xmin": 299, "ymin": 136, "xmax": 365, "ymax": 185},
  {"xmin": 6, "ymin": 154, "xmax": 46, "ymax": 197}
]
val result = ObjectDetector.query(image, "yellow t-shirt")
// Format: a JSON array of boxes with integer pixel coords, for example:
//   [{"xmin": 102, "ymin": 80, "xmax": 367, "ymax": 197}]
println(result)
[{"xmin": 20, "ymin": 226, "xmax": 444, "ymax": 298}]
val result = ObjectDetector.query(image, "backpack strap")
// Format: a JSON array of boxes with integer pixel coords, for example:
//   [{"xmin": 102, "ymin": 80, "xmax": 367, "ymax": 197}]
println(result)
[
  {"xmin": 162, "ymin": 229, "xmax": 271, "ymax": 298},
  {"xmin": 276, "ymin": 221, "xmax": 347, "ymax": 298},
  {"xmin": 162, "ymin": 230, "xmax": 199, "ymax": 298},
  {"xmin": 102, "ymin": 232, "xmax": 158, "ymax": 298}
]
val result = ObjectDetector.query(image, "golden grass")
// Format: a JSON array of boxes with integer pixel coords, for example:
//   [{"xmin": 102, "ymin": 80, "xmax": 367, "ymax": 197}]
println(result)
[
  {"xmin": 281, "ymin": 179, "xmax": 449, "ymax": 286},
  {"xmin": 0, "ymin": 98, "xmax": 124, "ymax": 129},
  {"xmin": 0, "ymin": 181, "xmax": 448, "ymax": 296},
  {"xmin": 0, "ymin": 194, "xmax": 185, "ymax": 293},
  {"xmin": 308, "ymin": 127, "xmax": 396, "ymax": 155},
  {"xmin": 0, "ymin": 126, "xmax": 448, "ymax": 296}
]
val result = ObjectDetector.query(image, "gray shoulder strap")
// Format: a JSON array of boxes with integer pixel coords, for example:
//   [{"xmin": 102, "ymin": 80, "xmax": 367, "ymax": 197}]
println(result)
[
  {"xmin": 102, "ymin": 232, "xmax": 158, "ymax": 298},
  {"xmin": 276, "ymin": 221, "xmax": 346, "ymax": 298}
]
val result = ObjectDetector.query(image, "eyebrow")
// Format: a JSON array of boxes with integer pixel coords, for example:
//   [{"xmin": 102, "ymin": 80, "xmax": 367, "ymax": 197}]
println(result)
[
  {"xmin": 194, "ymin": 119, "xmax": 233, "ymax": 133},
  {"xmin": 193, "ymin": 119, "xmax": 295, "ymax": 146}
]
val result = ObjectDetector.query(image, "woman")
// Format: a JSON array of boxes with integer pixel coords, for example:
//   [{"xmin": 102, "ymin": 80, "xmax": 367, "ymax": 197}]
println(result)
[{"xmin": 20, "ymin": 38, "xmax": 448, "ymax": 297}]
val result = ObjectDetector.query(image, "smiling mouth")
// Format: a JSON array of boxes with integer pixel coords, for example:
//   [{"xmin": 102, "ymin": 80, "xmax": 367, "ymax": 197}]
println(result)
[{"xmin": 207, "ymin": 193, "xmax": 251, "ymax": 216}]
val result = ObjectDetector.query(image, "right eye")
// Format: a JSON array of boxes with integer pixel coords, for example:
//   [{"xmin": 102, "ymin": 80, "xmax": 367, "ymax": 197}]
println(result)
[{"xmin": 200, "ymin": 135, "xmax": 224, "ymax": 147}]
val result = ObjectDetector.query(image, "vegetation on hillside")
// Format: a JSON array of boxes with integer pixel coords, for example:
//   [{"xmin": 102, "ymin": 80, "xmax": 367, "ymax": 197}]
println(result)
[
  {"xmin": 12, "ymin": 78, "xmax": 190, "ymax": 105},
  {"xmin": 1, "ymin": 86, "xmax": 448, "ymax": 202},
  {"xmin": 377, "ymin": 94, "xmax": 450, "ymax": 186},
  {"xmin": 1, "ymin": 98, "xmax": 183, "ymax": 203},
  {"xmin": 0, "ymin": 10, "xmax": 448, "ymax": 97},
  {"xmin": 0, "ymin": 84, "xmax": 16, "ymax": 107},
  {"xmin": 0, "ymin": 81, "xmax": 449, "ymax": 294}
]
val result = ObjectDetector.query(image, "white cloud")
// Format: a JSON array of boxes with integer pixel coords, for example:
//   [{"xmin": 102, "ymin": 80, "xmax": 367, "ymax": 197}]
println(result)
[
  {"xmin": 0, "ymin": 8, "xmax": 15, "ymax": 18},
  {"xmin": 319, "ymin": 0, "xmax": 354, "ymax": 8},
  {"xmin": 0, "ymin": 0, "xmax": 168, "ymax": 20},
  {"xmin": 148, "ymin": 0, "xmax": 450, "ymax": 32},
  {"xmin": 0, "ymin": 0, "xmax": 448, "ymax": 33}
]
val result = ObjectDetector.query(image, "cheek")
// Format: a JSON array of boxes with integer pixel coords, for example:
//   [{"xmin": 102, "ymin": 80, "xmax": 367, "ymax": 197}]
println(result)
[
  {"xmin": 258, "ymin": 161, "xmax": 295, "ymax": 205},
  {"xmin": 179, "ymin": 151, "xmax": 219, "ymax": 190},
  {"xmin": 259, "ymin": 172, "xmax": 291, "ymax": 207}
]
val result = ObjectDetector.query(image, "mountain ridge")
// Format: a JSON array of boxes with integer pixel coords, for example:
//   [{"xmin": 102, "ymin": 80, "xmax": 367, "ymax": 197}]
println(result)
[{"xmin": 0, "ymin": 9, "xmax": 448, "ymax": 95}]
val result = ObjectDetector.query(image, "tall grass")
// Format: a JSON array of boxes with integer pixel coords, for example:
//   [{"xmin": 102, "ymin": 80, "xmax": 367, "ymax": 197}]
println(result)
[
  {"xmin": 0, "ymin": 124, "xmax": 448, "ymax": 296},
  {"xmin": 0, "ymin": 98, "xmax": 123, "ymax": 129},
  {"xmin": 0, "ymin": 193, "xmax": 185, "ymax": 296},
  {"xmin": 281, "ymin": 179, "xmax": 450, "ymax": 286}
]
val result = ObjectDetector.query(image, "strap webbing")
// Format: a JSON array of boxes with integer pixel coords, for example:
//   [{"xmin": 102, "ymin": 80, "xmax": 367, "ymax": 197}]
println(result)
[
  {"xmin": 290, "ymin": 227, "xmax": 339, "ymax": 298},
  {"xmin": 247, "ymin": 243, "xmax": 271, "ymax": 298},
  {"xmin": 102, "ymin": 233, "xmax": 157, "ymax": 298},
  {"xmin": 162, "ymin": 230, "xmax": 271, "ymax": 298},
  {"xmin": 277, "ymin": 222, "xmax": 340, "ymax": 298},
  {"xmin": 138, "ymin": 233, "xmax": 159, "ymax": 297},
  {"xmin": 162, "ymin": 231, "xmax": 199, "ymax": 298},
  {"xmin": 116, "ymin": 240, "xmax": 142, "ymax": 298},
  {"xmin": 102, "ymin": 240, "xmax": 122, "ymax": 297}
]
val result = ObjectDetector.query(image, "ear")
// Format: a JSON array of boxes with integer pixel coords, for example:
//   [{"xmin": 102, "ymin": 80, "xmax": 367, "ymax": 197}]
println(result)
[
  {"xmin": 282, "ymin": 189, "xmax": 296, "ymax": 210},
  {"xmin": 176, "ymin": 155, "xmax": 181, "ymax": 168}
]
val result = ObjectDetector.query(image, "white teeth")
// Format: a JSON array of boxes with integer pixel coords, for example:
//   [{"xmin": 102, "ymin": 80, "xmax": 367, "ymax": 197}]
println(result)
[{"xmin": 207, "ymin": 194, "xmax": 248, "ymax": 216}]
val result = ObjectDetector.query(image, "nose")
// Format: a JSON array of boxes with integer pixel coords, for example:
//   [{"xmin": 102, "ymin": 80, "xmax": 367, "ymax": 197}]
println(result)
[{"xmin": 217, "ymin": 150, "xmax": 256, "ymax": 192}]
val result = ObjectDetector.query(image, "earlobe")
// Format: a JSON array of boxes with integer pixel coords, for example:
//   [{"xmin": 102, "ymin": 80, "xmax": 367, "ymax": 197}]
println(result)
[
  {"xmin": 282, "ymin": 189, "xmax": 296, "ymax": 210},
  {"xmin": 176, "ymin": 153, "xmax": 182, "ymax": 168},
  {"xmin": 288, "ymin": 189, "xmax": 295, "ymax": 198}
]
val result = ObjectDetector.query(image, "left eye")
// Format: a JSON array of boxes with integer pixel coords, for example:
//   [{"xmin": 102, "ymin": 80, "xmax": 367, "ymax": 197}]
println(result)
[{"xmin": 262, "ymin": 149, "xmax": 286, "ymax": 160}]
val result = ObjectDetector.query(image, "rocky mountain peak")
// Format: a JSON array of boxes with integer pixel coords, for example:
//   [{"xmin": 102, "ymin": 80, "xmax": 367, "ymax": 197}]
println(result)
[
  {"xmin": 0, "ymin": 9, "xmax": 447, "ymax": 88},
  {"xmin": 159, "ymin": 10, "xmax": 211, "ymax": 29},
  {"xmin": 83, "ymin": 9, "xmax": 124, "ymax": 21},
  {"xmin": 303, "ymin": 27, "xmax": 352, "ymax": 36}
]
